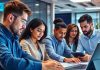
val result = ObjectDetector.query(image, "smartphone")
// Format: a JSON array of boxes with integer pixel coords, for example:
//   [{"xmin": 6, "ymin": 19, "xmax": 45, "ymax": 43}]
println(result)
[{"xmin": 71, "ymin": 52, "xmax": 85, "ymax": 57}]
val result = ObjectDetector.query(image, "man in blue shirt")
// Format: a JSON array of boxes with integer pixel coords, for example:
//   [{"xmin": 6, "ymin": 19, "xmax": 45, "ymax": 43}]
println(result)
[
  {"xmin": 0, "ymin": 1, "xmax": 64, "ymax": 70},
  {"xmin": 44, "ymin": 22, "xmax": 80, "ymax": 62},
  {"xmin": 77, "ymin": 14, "xmax": 100, "ymax": 61}
]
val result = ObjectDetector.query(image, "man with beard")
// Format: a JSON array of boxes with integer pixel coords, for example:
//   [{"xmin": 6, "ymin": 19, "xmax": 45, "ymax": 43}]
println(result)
[
  {"xmin": 77, "ymin": 14, "xmax": 100, "ymax": 62},
  {"xmin": 43, "ymin": 22, "xmax": 80, "ymax": 63},
  {"xmin": 0, "ymin": 1, "xmax": 64, "ymax": 70}
]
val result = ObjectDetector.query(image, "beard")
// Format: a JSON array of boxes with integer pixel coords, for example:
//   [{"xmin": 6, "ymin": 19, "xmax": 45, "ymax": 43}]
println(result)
[
  {"xmin": 10, "ymin": 21, "xmax": 18, "ymax": 35},
  {"xmin": 10, "ymin": 24, "xmax": 17, "ymax": 34},
  {"xmin": 83, "ymin": 28, "xmax": 93, "ymax": 36}
]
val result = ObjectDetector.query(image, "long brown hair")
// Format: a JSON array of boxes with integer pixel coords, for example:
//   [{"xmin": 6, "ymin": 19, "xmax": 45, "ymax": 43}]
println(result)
[{"xmin": 65, "ymin": 24, "xmax": 79, "ymax": 49}]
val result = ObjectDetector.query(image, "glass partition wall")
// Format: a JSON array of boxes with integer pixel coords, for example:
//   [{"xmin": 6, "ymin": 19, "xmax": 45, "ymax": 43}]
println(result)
[
  {"xmin": 22, "ymin": 0, "xmax": 53, "ymax": 36},
  {"xmin": 0, "ymin": 0, "xmax": 53, "ymax": 36},
  {"xmin": 72, "ymin": 12, "xmax": 100, "ymax": 33}
]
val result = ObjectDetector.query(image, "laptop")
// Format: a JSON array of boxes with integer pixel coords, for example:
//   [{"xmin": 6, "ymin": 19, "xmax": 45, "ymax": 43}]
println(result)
[
  {"xmin": 61, "ymin": 62, "xmax": 88, "ymax": 70},
  {"xmin": 61, "ymin": 43, "xmax": 100, "ymax": 70},
  {"xmin": 86, "ymin": 43, "xmax": 100, "ymax": 70}
]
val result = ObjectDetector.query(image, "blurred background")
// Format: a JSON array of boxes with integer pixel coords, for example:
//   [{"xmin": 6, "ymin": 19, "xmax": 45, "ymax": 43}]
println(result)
[{"xmin": 0, "ymin": 0, "xmax": 100, "ymax": 35}]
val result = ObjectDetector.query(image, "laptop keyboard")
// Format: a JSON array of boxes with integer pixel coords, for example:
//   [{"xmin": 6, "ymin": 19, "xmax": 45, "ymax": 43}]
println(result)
[{"xmin": 66, "ymin": 64, "xmax": 87, "ymax": 70}]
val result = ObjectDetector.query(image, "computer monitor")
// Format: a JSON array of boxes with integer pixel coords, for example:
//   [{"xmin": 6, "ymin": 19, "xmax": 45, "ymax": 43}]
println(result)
[{"xmin": 86, "ymin": 43, "xmax": 100, "ymax": 70}]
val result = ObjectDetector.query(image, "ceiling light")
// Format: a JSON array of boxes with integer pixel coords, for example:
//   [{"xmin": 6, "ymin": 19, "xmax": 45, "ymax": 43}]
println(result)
[
  {"xmin": 86, "ymin": 7, "xmax": 100, "ymax": 10},
  {"xmin": 35, "ymin": 4, "xmax": 39, "ymax": 6},
  {"xmin": 59, "ymin": 9, "xmax": 72, "ymax": 12},
  {"xmin": 70, "ymin": 0, "xmax": 91, "ymax": 3}
]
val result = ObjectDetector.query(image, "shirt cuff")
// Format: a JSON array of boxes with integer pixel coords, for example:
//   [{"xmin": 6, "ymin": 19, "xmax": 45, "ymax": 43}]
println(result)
[{"xmin": 59, "ymin": 56, "xmax": 65, "ymax": 62}]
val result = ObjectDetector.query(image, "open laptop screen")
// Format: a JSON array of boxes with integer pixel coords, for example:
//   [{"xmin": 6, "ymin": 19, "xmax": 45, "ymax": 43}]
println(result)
[{"xmin": 86, "ymin": 43, "xmax": 100, "ymax": 70}]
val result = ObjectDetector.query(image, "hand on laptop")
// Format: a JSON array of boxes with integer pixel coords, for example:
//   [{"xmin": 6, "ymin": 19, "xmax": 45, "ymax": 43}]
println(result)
[
  {"xmin": 79, "ymin": 54, "xmax": 91, "ymax": 62},
  {"xmin": 63, "ymin": 57, "xmax": 81, "ymax": 63},
  {"xmin": 42, "ymin": 60, "xmax": 64, "ymax": 70}
]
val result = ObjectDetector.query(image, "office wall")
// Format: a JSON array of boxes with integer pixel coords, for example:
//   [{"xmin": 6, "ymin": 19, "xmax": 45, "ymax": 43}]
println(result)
[
  {"xmin": 0, "ymin": 0, "xmax": 53, "ymax": 36},
  {"xmin": 55, "ymin": 13, "xmax": 71, "ymax": 25},
  {"xmin": 22, "ymin": 0, "xmax": 53, "ymax": 36}
]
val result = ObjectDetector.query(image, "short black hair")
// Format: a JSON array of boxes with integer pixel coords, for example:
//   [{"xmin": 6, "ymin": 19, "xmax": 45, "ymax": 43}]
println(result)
[
  {"xmin": 78, "ymin": 14, "xmax": 92, "ymax": 24},
  {"xmin": 55, "ymin": 22, "xmax": 67, "ymax": 29},
  {"xmin": 53, "ymin": 18, "xmax": 64, "ymax": 24}
]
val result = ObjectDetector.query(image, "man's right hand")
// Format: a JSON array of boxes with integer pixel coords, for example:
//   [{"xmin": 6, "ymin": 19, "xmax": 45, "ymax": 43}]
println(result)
[
  {"xmin": 79, "ymin": 54, "xmax": 91, "ymax": 62},
  {"xmin": 42, "ymin": 60, "xmax": 64, "ymax": 70},
  {"xmin": 63, "ymin": 57, "xmax": 81, "ymax": 63}
]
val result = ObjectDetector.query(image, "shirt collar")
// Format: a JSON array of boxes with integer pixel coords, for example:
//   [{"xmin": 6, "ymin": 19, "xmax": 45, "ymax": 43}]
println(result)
[
  {"xmin": 0, "ymin": 23, "xmax": 19, "ymax": 40},
  {"xmin": 52, "ymin": 35, "xmax": 63, "ymax": 43}
]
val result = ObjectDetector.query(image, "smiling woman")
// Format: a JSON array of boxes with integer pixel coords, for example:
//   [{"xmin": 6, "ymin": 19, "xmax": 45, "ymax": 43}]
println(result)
[{"xmin": 20, "ymin": 18, "xmax": 49, "ymax": 61}]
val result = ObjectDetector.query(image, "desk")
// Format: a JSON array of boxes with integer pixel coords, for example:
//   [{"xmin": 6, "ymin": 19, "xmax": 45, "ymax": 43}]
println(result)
[{"xmin": 61, "ymin": 62, "xmax": 88, "ymax": 70}]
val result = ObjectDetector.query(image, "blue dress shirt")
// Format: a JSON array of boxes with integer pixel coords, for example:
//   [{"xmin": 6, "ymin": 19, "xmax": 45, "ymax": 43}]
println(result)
[
  {"xmin": 43, "ymin": 35, "xmax": 72, "ymax": 62},
  {"xmin": 77, "ymin": 29, "xmax": 100, "ymax": 55},
  {"xmin": 0, "ymin": 23, "xmax": 42, "ymax": 70}
]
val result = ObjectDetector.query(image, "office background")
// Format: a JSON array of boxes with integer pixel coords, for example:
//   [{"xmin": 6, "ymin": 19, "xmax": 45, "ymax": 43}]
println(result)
[{"xmin": 0, "ymin": 0, "xmax": 100, "ymax": 36}]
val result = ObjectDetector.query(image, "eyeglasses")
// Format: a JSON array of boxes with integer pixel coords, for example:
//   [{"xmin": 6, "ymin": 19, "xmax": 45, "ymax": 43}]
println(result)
[
  {"xmin": 20, "ymin": 18, "xmax": 27, "ymax": 25},
  {"xmin": 12, "ymin": 13, "xmax": 27, "ymax": 25}
]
